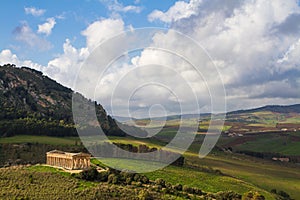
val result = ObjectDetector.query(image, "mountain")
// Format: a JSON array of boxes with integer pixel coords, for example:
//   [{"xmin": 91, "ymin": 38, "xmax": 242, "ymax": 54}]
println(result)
[
  {"xmin": 228, "ymin": 104, "xmax": 300, "ymax": 115},
  {"xmin": 0, "ymin": 64, "xmax": 144, "ymax": 137},
  {"xmin": 132, "ymin": 104, "xmax": 300, "ymax": 122}
]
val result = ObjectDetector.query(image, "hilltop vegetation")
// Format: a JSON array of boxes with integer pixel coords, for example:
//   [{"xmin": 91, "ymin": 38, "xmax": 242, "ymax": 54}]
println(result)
[{"xmin": 0, "ymin": 165, "xmax": 270, "ymax": 200}]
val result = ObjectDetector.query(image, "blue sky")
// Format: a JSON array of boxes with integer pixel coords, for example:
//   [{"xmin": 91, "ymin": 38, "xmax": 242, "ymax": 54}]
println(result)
[
  {"xmin": 0, "ymin": 0, "xmax": 176, "ymax": 65},
  {"xmin": 1, "ymin": 0, "xmax": 300, "ymax": 117}
]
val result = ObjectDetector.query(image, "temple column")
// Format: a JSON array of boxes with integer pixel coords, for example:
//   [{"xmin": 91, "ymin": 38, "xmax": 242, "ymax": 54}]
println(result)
[{"xmin": 84, "ymin": 158, "xmax": 87, "ymax": 168}]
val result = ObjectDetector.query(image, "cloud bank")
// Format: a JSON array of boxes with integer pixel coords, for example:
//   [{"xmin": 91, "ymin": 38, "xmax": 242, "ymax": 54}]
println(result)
[
  {"xmin": 147, "ymin": 0, "xmax": 300, "ymax": 111},
  {"xmin": 2, "ymin": 0, "xmax": 300, "ymax": 116}
]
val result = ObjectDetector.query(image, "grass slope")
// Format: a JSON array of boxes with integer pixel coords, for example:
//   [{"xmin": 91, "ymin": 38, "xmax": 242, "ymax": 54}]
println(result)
[{"xmin": 0, "ymin": 135, "xmax": 79, "ymax": 146}]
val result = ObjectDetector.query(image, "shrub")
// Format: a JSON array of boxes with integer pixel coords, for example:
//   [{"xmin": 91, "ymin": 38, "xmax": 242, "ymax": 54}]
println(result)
[
  {"xmin": 120, "ymin": 171, "xmax": 134, "ymax": 181},
  {"xmin": 278, "ymin": 190, "xmax": 290, "ymax": 199},
  {"xmin": 140, "ymin": 175, "xmax": 149, "ymax": 184},
  {"xmin": 270, "ymin": 189, "xmax": 277, "ymax": 194},
  {"xmin": 161, "ymin": 188, "xmax": 167, "ymax": 193},
  {"xmin": 133, "ymin": 174, "xmax": 142, "ymax": 182},
  {"xmin": 28, "ymin": 174, "xmax": 34, "ymax": 184},
  {"xmin": 79, "ymin": 167, "xmax": 99, "ymax": 181},
  {"xmin": 216, "ymin": 191, "xmax": 241, "ymax": 199},
  {"xmin": 165, "ymin": 182, "xmax": 172, "ymax": 190},
  {"xmin": 182, "ymin": 185, "xmax": 194, "ymax": 194},
  {"xmin": 107, "ymin": 174, "xmax": 119, "ymax": 184},
  {"xmin": 155, "ymin": 178, "xmax": 165, "ymax": 187},
  {"xmin": 136, "ymin": 181, "xmax": 142, "ymax": 187},
  {"xmin": 242, "ymin": 191, "xmax": 265, "ymax": 200},
  {"xmin": 138, "ymin": 189, "xmax": 153, "ymax": 200},
  {"xmin": 98, "ymin": 171, "xmax": 109, "ymax": 182},
  {"xmin": 192, "ymin": 187, "xmax": 203, "ymax": 195},
  {"xmin": 152, "ymin": 185, "xmax": 162, "ymax": 192},
  {"xmin": 173, "ymin": 183, "xmax": 182, "ymax": 191},
  {"xmin": 125, "ymin": 177, "xmax": 132, "ymax": 185}
]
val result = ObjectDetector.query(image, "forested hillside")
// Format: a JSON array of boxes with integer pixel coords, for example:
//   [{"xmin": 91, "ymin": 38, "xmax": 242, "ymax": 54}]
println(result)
[{"xmin": 0, "ymin": 64, "xmax": 142, "ymax": 137}]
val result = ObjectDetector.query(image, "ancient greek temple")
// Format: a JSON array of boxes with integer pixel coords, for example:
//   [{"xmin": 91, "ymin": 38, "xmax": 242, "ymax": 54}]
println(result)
[{"xmin": 46, "ymin": 150, "xmax": 91, "ymax": 170}]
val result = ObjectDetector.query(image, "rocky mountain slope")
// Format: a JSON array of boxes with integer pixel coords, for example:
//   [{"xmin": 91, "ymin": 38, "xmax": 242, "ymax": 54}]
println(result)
[{"xmin": 0, "ymin": 64, "xmax": 143, "ymax": 137}]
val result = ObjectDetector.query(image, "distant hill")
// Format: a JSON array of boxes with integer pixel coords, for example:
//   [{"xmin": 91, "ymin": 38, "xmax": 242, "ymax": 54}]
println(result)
[
  {"xmin": 128, "ymin": 104, "xmax": 300, "ymax": 124},
  {"xmin": 0, "ymin": 64, "xmax": 145, "ymax": 137},
  {"xmin": 228, "ymin": 104, "xmax": 300, "ymax": 115}
]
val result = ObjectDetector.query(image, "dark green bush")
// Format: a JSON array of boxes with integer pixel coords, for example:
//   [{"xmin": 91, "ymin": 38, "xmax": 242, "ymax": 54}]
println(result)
[
  {"xmin": 98, "ymin": 171, "xmax": 109, "ymax": 182},
  {"xmin": 107, "ymin": 174, "xmax": 119, "ymax": 184},
  {"xmin": 242, "ymin": 191, "xmax": 265, "ymax": 200},
  {"xmin": 138, "ymin": 189, "xmax": 153, "ymax": 200},
  {"xmin": 270, "ymin": 189, "xmax": 277, "ymax": 194},
  {"xmin": 173, "ymin": 183, "xmax": 182, "ymax": 191},
  {"xmin": 133, "ymin": 173, "xmax": 142, "ymax": 182},
  {"xmin": 192, "ymin": 187, "xmax": 203, "ymax": 195},
  {"xmin": 155, "ymin": 178, "xmax": 165, "ymax": 187},
  {"xmin": 79, "ymin": 167, "xmax": 99, "ymax": 181},
  {"xmin": 215, "ymin": 191, "xmax": 241, "ymax": 199},
  {"xmin": 182, "ymin": 185, "xmax": 194, "ymax": 194},
  {"xmin": 140, "ymin": 175, "xmax": 149, "ymax": 184},
  {"xmin": 125, "ymin": 177, "xmax": 132, "ymax": 185},
  {"xmin": 165, "ymin": 182, "xmax": 172, "ymax": 190},
  {"xmin": 120, "ymin": 171, "xmax": 134, "ymax": 181},
  {"xmin": 278, "ymin": 190, "xmax": 290, "ymax": 199}
]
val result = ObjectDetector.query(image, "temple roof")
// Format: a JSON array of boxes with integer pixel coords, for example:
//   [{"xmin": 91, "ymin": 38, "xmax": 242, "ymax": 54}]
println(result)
[{"xmin": 47, "ymin": 150, "xmax": 91, "ymax": 157}]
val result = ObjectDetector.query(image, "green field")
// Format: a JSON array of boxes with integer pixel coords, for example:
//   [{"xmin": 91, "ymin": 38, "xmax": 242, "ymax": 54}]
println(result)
[
  {"xmin": 0, "ymin": 135, "xmax": 79, "ymax": 146},
  {"xmin": 145, "ymin": 165, "xmax": 274, "ymax": 198},
  {"xmin": 185, "ymin": 153, "xmax": 300, "ymax": 199},
  {"xmin": 234, "ymin": 134, "xmax": 300, "ymax": 155}
]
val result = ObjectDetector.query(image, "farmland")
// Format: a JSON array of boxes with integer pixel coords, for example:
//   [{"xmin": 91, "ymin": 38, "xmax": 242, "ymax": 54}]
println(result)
[{"xmin": 1, "ymin": 106, "xmax": 300, "ymax": 199}]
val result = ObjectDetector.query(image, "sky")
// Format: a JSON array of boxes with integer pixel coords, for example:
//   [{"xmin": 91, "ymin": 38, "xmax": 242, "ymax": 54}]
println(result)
[{"xmin": 0, "ymin": 0, "xmax": 300, "ymax": 118}]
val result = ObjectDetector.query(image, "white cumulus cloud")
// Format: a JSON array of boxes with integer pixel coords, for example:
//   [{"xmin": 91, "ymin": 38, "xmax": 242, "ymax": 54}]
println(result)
[
  {"xmin": 101, "ymin": 0, "xmax": 142, "ymax": 15},
  {"xmin": 24, "ymin": 7, "xmax": 46, "ymax": 17},
  {"xmin": 81, "ymin": 18, "xmax": 125, "ymax": 51},
  {"xmin": 148, "ymin": 0, "xmax": 202, "ymax": 23},
  {"xmin": 44, "ymin": 39, "xmax": 89, "ymax": 88},
  {"xmin": 38, "ymin": 18, "xmax": 56, "ymax": 36},
  {"xmin": 0, "ymin": 49, "xmax": 43, "ymax": 71},
  {"xmin": 147, "ymin": 0, "xmax": 300, "ymax": 111}
]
